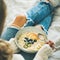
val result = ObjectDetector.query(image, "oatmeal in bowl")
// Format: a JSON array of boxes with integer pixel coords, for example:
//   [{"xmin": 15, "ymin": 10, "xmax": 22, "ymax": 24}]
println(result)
[{"xmin": 15, "ymin": 27, "xmax": 47, "ymax": 53}]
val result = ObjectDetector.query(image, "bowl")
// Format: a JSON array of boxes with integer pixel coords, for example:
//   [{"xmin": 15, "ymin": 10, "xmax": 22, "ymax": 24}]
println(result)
[{"xmin": 15, "ymin": 26, "xmax": 47, "ymax": 53}]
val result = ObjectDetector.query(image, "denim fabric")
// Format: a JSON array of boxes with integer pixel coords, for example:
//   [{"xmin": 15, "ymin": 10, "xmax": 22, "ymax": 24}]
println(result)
[
  {"xmin": 1, "ymin": 2, "xmax": 54, "ymax": 41},
  {"xmin": 24, "ymin": 18, "xmax": 35, "ymax": 27},
  {"xmin": 39, "ymin": 14, "xmax": 53, "ymax": 31},
  {"xmin": 19, "ymin": 51, "xmax": 36, "ymax": 60},
  {"xmin": 1, "ymin": 27, "xmax": 19, "ymax": 40},
  {"xmin": 25, "ymin": 2, "xmax": 53, "ymax": 27}
]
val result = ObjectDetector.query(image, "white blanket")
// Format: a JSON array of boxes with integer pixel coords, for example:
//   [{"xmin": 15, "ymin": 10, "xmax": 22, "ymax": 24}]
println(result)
[
  {"xmin": 48, "ymin": 7, "xmax": 60, "ymax": 60},
  {"xmin": 4, "ymin": 0, "xmax": 60, "ymax": 60}
]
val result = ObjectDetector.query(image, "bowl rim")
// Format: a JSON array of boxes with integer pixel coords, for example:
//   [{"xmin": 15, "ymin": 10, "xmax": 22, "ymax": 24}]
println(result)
[{"xmin": 14, "ymin": 26, "xmax": 47, "ymax": 53}]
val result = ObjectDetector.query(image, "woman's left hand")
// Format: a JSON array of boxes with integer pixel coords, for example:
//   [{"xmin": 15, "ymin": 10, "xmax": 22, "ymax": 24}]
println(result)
[{"xmin": 46, "ymin": 40, "xmax": 55, "ymax": 49}]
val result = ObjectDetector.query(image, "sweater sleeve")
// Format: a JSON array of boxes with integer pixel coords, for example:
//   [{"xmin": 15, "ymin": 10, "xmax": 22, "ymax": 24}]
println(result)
[
  {"xmin": 33, "ymin": 44, "xmax": 53, "ymax": 60},
  {"xmin": 9, "ymin": 38, "xmax": 20, "ymax": 53}
]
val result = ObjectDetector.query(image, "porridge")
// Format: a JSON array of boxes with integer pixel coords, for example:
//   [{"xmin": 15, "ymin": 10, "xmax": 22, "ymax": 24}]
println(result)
[{"xmin": 17, "ymin": 32, "xmax": 46, "ymax": 52}]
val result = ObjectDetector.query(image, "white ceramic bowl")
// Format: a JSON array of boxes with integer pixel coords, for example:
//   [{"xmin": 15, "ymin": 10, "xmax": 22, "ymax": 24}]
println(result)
[{"xmin": 15, "ymin": 26, "xmax": 47, "ymax": 53}]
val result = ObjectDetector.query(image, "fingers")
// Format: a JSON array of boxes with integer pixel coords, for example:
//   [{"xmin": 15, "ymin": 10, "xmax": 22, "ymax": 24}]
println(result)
[{"xmin": 46, "ymin": 40, "xmax": 55, "ymax": 49}]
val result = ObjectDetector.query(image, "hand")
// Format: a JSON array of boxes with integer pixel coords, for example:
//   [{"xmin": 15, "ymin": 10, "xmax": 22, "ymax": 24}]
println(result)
[
  {"xmin": 46, "ymin": 40, "xmax": 55, "ymax": 49},
  {"xmin": 12, "ymin": 14, "xmax": 26, "ymax": 28}
]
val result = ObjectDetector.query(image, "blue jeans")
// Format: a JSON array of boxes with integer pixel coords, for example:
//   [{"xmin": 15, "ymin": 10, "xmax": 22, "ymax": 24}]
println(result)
[
  {"xmin": 24, "ymin": 2, "xmax": 53, "ymax": 27},
  {"xmin": 1, "ymin": 14, "xmax": 52, "ymax": 40},
  {"xmin": 1, "ymin": 1, "xmax": 53, "ymax": 60}
]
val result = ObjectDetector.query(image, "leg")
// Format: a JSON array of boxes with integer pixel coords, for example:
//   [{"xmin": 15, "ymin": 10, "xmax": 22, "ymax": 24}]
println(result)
[
  {"xmin": 8, "ymin": 2, "xmax": 53, "ymax": 28},
  {"xmin": 1, "ymin": 27, "xmax": 19, "ymax": 40},
  {"xmin": 26, "ymin": 2, "xmax": 53, "ymax": 25},
  {"xmin": 1, "ymin": 14, "xmax": 27, "ymax": 40},
  {"xmin": 39, "ymin": 14, "xmax": 53, "ymax": 31},
  {"xmin": 11, "ymin": 13, "xmax": 35, "ymax": 28},
  {"xmin": 1, "ymin": 13, "xmax": 34, "ymax": 41}
]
